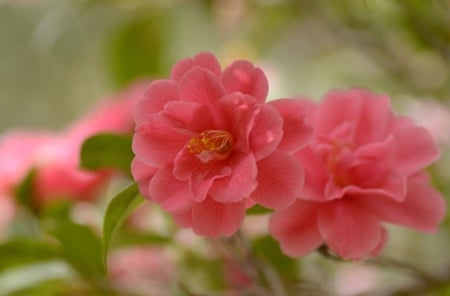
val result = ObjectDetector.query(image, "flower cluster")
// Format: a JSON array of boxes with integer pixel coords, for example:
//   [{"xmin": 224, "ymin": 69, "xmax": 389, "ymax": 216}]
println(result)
[{"xmin": 132, "ymin": 53, "xmax": 446, "ymax": 259}]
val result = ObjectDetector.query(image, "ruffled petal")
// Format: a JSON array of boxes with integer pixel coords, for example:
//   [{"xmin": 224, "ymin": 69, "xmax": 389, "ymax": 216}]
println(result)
[
  {"xmin": 218, "ymin": 93, "xmax": 259, "ymax": 154},
  {"xmin": 269, "ymin": 98, "xmax": 313, "ymax": 153},
  {"xmin": 133, "ymin": 117, "xmax": 189, "ymax": 168},
  {"xmin": 248, "ymin": 104, "xmax": 283, "ymax": 160},
  {"xmin": 170, "ymin": 52, "xmax": 222, "ymax": 81},
  {"xmin": 161, "ymin": 101, "xmax": 214, "ymax": 133},
  {"xmin": 130, "ymin": 158, "xmax": 157, "ymax": 199},
  {"xmin": 392, "ymin": 119, "xmax": 440, "ymax": 175},
  {"xmin": 209, "ymin": 153, "xmax": 258, "ymax": 203},
  {"xmin": 149, "ymin": 169, "xmax": 192, "ymax": 213},
  {"xmin": 318, "ymin": 200, "xmax": 382, "ymax": 260},
  {"xmin": 269, "ymin": 200, "xmax": 323, "ymax": 257},
  {"xmin": 221, "ymin": 60, "xmax": 268, "ymax": 103},
  {"xmin": 178, "ymin": 67, "xmax": 225, "ymax": 117},
  {"xmin": 134, "ymin": 80, "xmax": 177, "ymax": 125},
  {"xmin": 295, "ymin": 147, "xmax": 329, "ymax": 202},
  {"xmin": 191, "ymin": 198, "xmax": 246, "ymax": 237},
  {"xmin": 251, "ymin": 151, "xmax": 304, "ymax": 209},
  {"xmin": 359, "ymin": 176, "xmax": 446, "ymax": 233}
]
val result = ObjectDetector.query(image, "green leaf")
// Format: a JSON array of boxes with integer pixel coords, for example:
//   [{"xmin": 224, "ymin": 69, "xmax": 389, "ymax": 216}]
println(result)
[
  {"xmin": 14, "ymin": 169, "xmax": 38, "ymax": 212},
  {"xmin": 0, "ymin": 239, "xmax": 62, "ymax": 271},
  {"xmin": 80, "ymin": 133, "xmax": 134, "ymax": 175},
  {"xmin": 50, "ymin": 221, "xmax": 106, "ymax": 281},
  {"xmin": 252, "ymin": 236, "xmax": 299, "ymax": 283},
  {"xmin": 246, "ymin": 204, "xmax": 274, "ymax": 215},
  {"xmin": 102, "ymin": 182, "xmax": 143, "ymax": 266}
]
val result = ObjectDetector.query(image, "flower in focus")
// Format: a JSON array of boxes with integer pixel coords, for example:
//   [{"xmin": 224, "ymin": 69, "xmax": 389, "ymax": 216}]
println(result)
[
  {"xmin": 269, "ymin": 89, "xmax": 446, "ymax": 260},
  {"xmin": 132, "ymin": 52, "xmax": 312, "ymax": 237}
]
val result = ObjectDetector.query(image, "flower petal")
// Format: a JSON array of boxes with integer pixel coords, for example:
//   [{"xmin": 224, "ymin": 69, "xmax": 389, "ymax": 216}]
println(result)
[
  {"xmin": 149, "ymin": 169, "xmax": 192, "ymax": 213},
  {"xmin": 178, "ymin": 67, "xmax": 225, "ymax": 117},
  {"xmin": 251, "ymin": 151, "xmax": 304, "ymax": 209},
  {"xmin": 134, "ymin": 80, "xmax": 177, "ymax": 125},
  {"xmin": 295, "ymin": 147, "xmax": 329, "ymax": 202},
  {"xmin": 133, "ymin": 117, "xmax": 189, "ymax": 168},
  {"xmin": 359, "ymin": 175, "xmax": 446, "ymax": 233},
  {"xmin": 191, "ymin": 198, "xmax": 246, "ymax": 237},
  {"xmin": 221, "ymin": 60, "xmax": 268, "ymax": 103},
  {"xmin": 161, "ymin": 101, "xmax": 214, "ymax": 133},
  {"xmin": 392, "ymin": 119, "xmax": 440, "ymax": 175},
  {"xmin": 269, "ymin": 98, "xmax": 313, "ymax": 153},
  {"xmin": 318, "ymin": 200, "xmax": 382, "ymax": 260},
  {"xmin": 249, "ymin": 104, "xmax": 283, "ymax": 160},
  {"xmin": 131, "ymin": 158, "xmax": 157, "ymax": 199},
  {"xmin": 269, "ymin": 200, "xmax": 323, "ymax": 257},
  {"xmin": 209, "ymin": 153, "xmax": 258, "ymax": 203},
  {"xmin": 170, "ymin": 52, "xmax": 222, "ymax": 81}
]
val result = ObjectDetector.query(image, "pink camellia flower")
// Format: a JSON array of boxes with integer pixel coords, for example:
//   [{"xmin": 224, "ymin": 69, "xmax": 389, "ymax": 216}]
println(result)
[
  {"xmin": 269, "ymin": 89, "xmax": 446, "ymax": 260},
  {"xmin": 132, "ymin": 52, "xmax": 312, "ymax": 237},
  {"xmin": 0, "ymin": 82, "xmax": 147, "ymax": 209},
  {"xmin": 34, "ymin": 82, "xmax": 146, "ymax": 205}
]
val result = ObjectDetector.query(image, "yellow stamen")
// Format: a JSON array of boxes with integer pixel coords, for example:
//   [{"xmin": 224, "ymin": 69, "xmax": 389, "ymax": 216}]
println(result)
[{"xmin": 187, "ymin": 130, "xmax": 233, "ymax": 163}]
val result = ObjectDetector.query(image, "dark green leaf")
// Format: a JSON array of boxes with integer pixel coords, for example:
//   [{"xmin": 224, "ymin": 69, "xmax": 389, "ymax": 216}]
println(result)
[
  {"xmin": 246, "ymin": 204, "xmax": 274, "ymax": 215},
  {"xmin": 80, "ymin": 133, "xmax": 134, "ymax": 175},
  {"xmin": 14, "ymin": 169, "xmax": 38, "ymax": 212},
  {"xmin": 102, "ymin": 182, "xmax": 143, "ymax": 266}
]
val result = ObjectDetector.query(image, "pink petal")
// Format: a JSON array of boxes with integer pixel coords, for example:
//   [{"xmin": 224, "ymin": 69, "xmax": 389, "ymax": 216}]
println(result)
[
  {"xmin": 317, "ymin": 89, "xmax": 391, "ymax": 144},
  {"xmin": 178, "ymin": 67, "xmax": 225, "ymax": 115},
  {"xmin": 318, "ymin": 200, "xmax": 382, "ymax": 260},
  {"xmin": 359, "ymin": 176, "xmax": 446, "ymax": 233},
  {"xmin": 161, "ymin": 101, "xmax": 215, "ymax": 133},
  {"xmin": 249, "ymin": 104, "xmax": 283, "ymax": 160},
  {"xmin": 295, "ymin": 147, "xmax": 329, "ymax": 202},
  {"xmin": 351, "ymin": 136, "xmax": 396, "ymax": 188},
  {"xmin": 131, "ymin": 158, "xmax": 158, "ymax": 199},
  {"xmin": 369, "ymin": 226, "xmax": 388, "ymax": 257},
  {"xmin": 170, "ymin": 52, "xmax": 222, "ymax": 82},
  {"xmin": 149, "ymin": 169, "xmax": 192, "ymax": 213},
  {"xmin": 173, "ymin": 149, "xmax": 233, "ymax": 201},
  {"xmin": 191, "ymin": 198, "xmax": 246, "ymax": 237},
  {"xmin": 133, "ymin": 116, "xmax": 189, "ymax": 168},
  {"xmin": 269, "ymin": 98, "xmax": 313, "ymax": 153},
  {"xmin": 251, "ymin": 151, "xmax": 304, "ymax": 209},
  {"xmin": 221, "ymin": 60, "xmax": 268, "ymax": 103},
  {"xmin": 269, "ymin": 200, "xmax": 323, "ymax": 257},
  {"xmin": 392, "ymin": 121, "xmax": 440, "ymax": 175},
  {"xmin": 209, "ymin": 153, "xmax": 258, "ymax": 203},
  {"xmin": 134, "ymin": 80, "xmax": 178, "ymax": 125},
  {"xmin": 218, "ymin": 93, "xmax": 259, "ymax": 154}
]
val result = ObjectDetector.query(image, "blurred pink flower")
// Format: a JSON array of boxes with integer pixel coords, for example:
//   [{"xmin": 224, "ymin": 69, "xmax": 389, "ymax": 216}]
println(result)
[
  {"xmin": 108, "ymin": 246, "xmax": 174, "ymax": 295},
  {"xmin": 270, "ymin": 89, "xmax": 446, "ymax": 260},
  {"xmin": 0, "ymin": 82, "xmax": 147, "ymax": 210},
  {"xmin": 132, "ymin": 52, "xmax": 312, "ymax": 237}
]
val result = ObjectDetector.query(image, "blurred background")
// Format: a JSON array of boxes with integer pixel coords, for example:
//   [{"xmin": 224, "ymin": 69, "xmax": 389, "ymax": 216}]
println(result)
[{"xmin": 0, "ymin": 0, "xmax": 449, "ymax": 295}]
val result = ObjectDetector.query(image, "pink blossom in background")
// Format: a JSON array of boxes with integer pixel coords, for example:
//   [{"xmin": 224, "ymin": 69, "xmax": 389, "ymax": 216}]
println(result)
[
  {"xmin": 269, "ymin": 89, "xmax": 446, "ymax": 260},
  {"xmin": 34, "ymin": 82, "xmax": 147, "ymax": 204},
  {"xmin": 108, "ymin": 247, "xmax": 174, "ymax": 295},
  {"xmin": 132, "ymin": 52, "xmax": 312, "ymax": 237},
  {"xmin": 0, "ymin": 82, "xmax": 147, "ymax": 210}
]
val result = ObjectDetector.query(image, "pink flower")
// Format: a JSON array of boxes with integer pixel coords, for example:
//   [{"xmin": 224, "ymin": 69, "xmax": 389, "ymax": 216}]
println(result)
[
  {"xmin": 132, "ymin": 52, "xmax": 312, "ymax": 237},
  {"xmin": 0, "ymin": 82, "xmax": 146, "ymax": 208},
  {"xmin": 269, "ymin": 89, "xmax": 446, "ymax": 260},
  {"xmin": 108, "ymin": 246, "xmax": 174, "ymax": 295}
]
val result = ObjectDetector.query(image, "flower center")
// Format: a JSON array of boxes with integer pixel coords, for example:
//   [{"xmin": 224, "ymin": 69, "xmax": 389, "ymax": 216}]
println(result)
[{"xmin": 187, "ymin": 130, "xmax": 234, "ymax": 163}]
